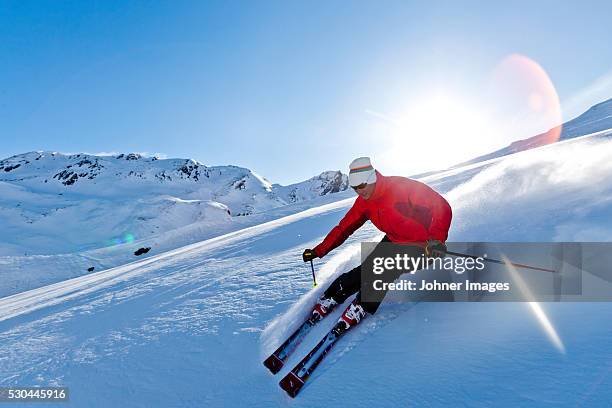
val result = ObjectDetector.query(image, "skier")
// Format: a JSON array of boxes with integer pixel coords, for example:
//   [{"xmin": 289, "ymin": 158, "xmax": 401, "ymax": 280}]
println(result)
[{"xmin": 302, "ymin": 156, "xmax": 452, "ymax": 333}]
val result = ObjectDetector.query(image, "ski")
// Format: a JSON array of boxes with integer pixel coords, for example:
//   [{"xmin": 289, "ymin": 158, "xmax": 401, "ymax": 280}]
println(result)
[
  {"xmin": 279, "ymin": 312, "xmax": 364, "ymax": 398},
  {"xmin": 263, "ymin": 317, "xmax": 317, "ymax": 374},
  {"xmin": 264, "ymin": 297, "xmax": 339, "ymax": 374}
]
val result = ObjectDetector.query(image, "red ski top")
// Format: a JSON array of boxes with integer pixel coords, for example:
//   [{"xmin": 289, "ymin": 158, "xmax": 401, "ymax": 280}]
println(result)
[{"xmin": 313, "ymin": 172, "xmax": 452, "ymax": 258}]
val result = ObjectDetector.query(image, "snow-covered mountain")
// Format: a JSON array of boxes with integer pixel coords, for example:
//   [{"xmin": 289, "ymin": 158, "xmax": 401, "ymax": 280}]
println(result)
[
  {"xmin": 1, "ymin": 126, "xmax": 611, "ymax": 407},
  {"xmin": 273, "ymin": 171, "xmax": 348, "ymax": 204},
  {"xmin": 456, "ymin": 97, "xmax": 612, "ymax": 166},
  {"xmin": 0, "ymin": 152, "xmax": 347, "ymax": 255}
]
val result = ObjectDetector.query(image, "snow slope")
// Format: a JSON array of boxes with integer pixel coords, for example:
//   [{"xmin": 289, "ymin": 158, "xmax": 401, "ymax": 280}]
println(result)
[
  {"xmin": 454, "ymin": 97, "xmax": 612, "ymax": 167},
  {"xmin": 0, "ymin": 189, "xmax": 354, "ymax": 298},
  {"xmin": 1, "ymin": 128, "xmax": 611, "ymax": 407}
]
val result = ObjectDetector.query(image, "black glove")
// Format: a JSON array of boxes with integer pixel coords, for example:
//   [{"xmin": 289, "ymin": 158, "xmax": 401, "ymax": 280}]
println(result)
[
  {"xmin": 302, "ymin": 248, "xmax": 317, "ymax": 262},
  {"xmin": 426, "ymin": 240, "xmax": 447, "ymax": 258}
]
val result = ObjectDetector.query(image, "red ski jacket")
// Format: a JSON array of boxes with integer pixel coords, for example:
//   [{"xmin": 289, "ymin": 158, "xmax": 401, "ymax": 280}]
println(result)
[{"xmin": 313, "ymin": 172, "xmax": 452, "ymax": 258}]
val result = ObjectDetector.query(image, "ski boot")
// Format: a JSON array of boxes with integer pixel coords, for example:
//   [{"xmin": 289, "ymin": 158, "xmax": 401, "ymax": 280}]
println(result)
[
  {"xmin": 332, "ymin": 299, "xmax": 366, "ymax": 336},
  {"xmin": 309, "ymin": 295, "xmax": 338, "ymax": 323}
]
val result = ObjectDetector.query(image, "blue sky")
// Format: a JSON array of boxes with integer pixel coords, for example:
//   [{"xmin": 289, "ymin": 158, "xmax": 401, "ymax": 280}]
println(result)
[{"xmin": 1, "ymin": 1, "xmax": 611, "ymax": 184}]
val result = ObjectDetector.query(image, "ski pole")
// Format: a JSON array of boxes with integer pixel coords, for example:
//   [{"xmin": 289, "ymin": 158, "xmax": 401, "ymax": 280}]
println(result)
[
  {"xmin": 309, "ymin": 260, "xmax": 317, "ymax": 287},
  {"xmin": 445, "ymin": 250, "xmax": 556, "ymax": 273}
]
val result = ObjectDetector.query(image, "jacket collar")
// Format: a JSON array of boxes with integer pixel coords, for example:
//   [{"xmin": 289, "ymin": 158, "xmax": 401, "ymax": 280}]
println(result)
[{"xmin": 368, "ymin": 171, "xmax": 385, "ymax": 201}]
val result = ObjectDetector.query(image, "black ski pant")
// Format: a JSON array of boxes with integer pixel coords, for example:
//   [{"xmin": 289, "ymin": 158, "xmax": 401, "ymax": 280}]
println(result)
[{"xmin": 323, "ymin": 236, "xmax": 426, "ymax": 315}]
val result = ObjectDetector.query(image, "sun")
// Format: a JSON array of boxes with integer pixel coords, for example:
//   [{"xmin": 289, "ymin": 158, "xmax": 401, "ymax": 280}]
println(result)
[{"xmin": 380, "ymin": 92, "xmax": 501, "ymax": 176}]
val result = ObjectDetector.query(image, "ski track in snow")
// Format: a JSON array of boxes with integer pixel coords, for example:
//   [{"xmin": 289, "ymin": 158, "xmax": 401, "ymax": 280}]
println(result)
[{"xmin": 0, "ymin": 131, "xmax": 611, "ymax": 406}]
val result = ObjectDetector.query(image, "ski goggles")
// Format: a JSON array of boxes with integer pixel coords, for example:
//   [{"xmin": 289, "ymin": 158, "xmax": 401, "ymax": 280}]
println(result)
[{"xmin": 351, "ymin": 182, "xmax": 368, "ymax": 191}]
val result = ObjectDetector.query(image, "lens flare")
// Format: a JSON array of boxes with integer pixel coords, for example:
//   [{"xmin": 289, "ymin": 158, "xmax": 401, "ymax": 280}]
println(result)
[
  {"xmin": 106, "ymin": 232, "xmax": 137, "ymax": 247},
  {"xmin": 502, "ymin": 254, "xmax": 566, "ymax": 354},
  {"xmin": 488, "ymin": 54, "xmax": 563, "ymax": 147}
]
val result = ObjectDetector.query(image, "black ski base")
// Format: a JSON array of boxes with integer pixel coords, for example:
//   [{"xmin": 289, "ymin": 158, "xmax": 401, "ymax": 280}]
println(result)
[
  {"xmin": 278, "ymin": 371, "xmax": 305, "ymax": 398},
  {"xmin": 263, "ymin": 353, "xmax": 285, "ymax": 374}
]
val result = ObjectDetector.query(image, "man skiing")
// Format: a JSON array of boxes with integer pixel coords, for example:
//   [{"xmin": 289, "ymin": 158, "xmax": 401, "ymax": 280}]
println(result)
[
  {"xmin": 265, "ymin": 157, "xmax": 453, "ymax": 393},
  {"xmin": 302, "ymin": 156, "xmax": 452, "ymax": 333}
]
